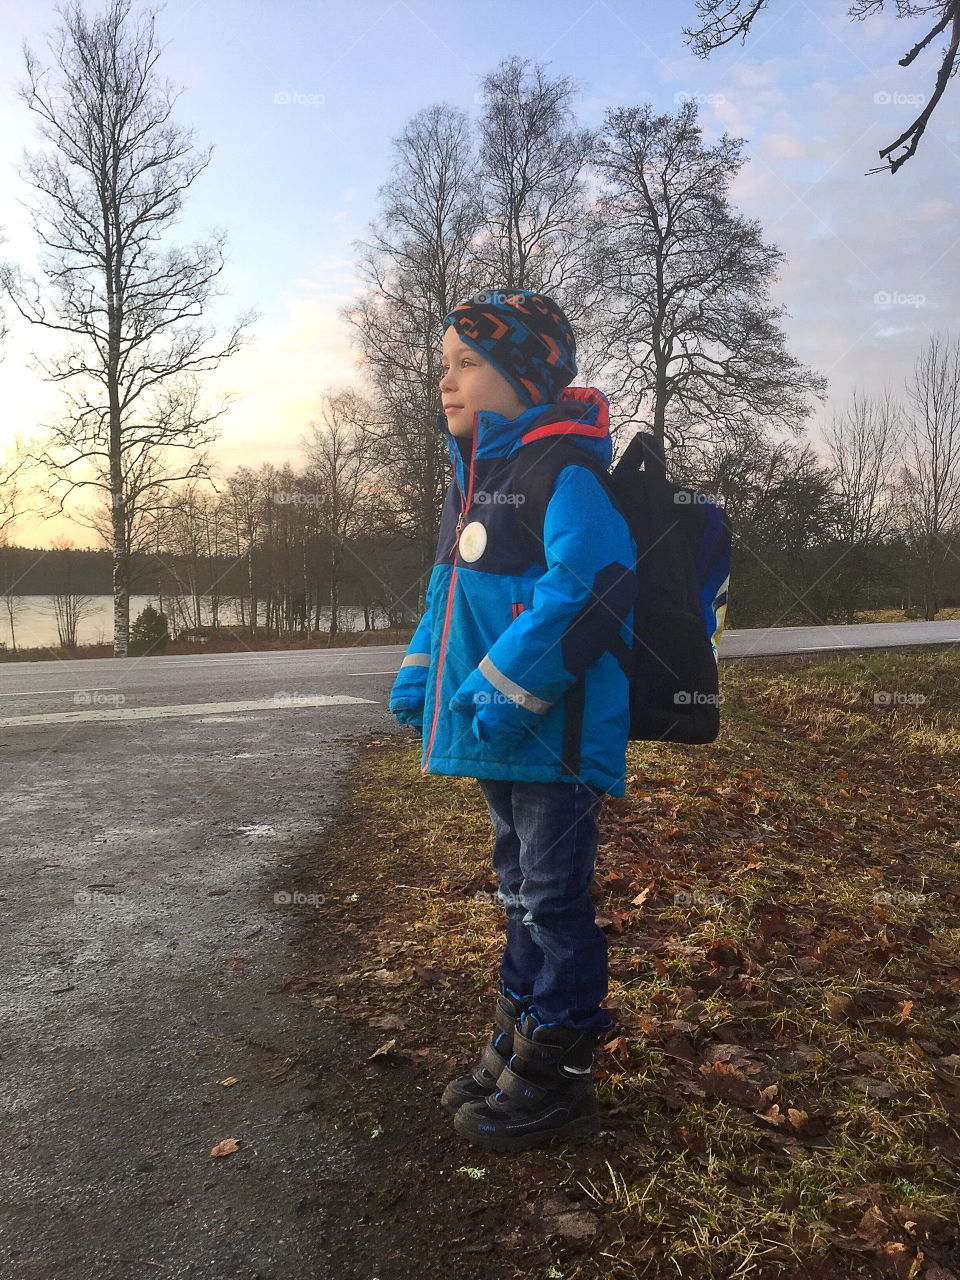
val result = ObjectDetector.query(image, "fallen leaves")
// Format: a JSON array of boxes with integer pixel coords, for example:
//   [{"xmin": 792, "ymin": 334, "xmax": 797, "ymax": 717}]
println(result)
[
  {"xmin": 291, "ymin": 650, "xmax": 960, "ymax": 1279},
  {"xmin": 210, "ymin": 1137, "xmax": 239, "ymax": 1158},
  {"xmin": 704, "ymin": 940, "xmax": 746, "ymax": 972},
  {"xmin": 699, "ymin": 1061, "xmax": 772, "ymax": 1110},
  {"xmin": 846, "ymin": 1075, "xmax": 904, "ymax": 1100}
]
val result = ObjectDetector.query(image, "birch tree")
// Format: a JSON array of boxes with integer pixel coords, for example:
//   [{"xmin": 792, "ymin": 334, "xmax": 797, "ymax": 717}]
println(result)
[
  {"xmin": 894, "ymin": 332, "xmax": 960, "ymax": 619},
  {"xmin": 2, "ymin": 0, "xmax": 254, "ymax": 656}
]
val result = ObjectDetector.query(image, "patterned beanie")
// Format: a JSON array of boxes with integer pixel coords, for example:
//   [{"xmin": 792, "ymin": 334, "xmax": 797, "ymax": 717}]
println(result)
[{"xmin": 441, "ymin": 288, "xmax": 578, "ymax": 409}]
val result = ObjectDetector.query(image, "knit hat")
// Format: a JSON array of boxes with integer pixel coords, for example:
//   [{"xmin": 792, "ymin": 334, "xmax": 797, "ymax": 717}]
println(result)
[{"xmin": 441, "ymin": 288, "xmax": 578, "ymax": 410}]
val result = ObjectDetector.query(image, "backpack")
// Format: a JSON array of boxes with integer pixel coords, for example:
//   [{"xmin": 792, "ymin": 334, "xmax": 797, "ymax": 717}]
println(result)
[{"xmin": 509, "ymin": 417, "xmax": 732, "ymax": 745}]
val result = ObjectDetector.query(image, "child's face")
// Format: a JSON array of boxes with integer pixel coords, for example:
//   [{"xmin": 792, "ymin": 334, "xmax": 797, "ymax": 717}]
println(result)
[{"xmin": 439, "ymin": 326, "xmax": 527, "ymax": 438}]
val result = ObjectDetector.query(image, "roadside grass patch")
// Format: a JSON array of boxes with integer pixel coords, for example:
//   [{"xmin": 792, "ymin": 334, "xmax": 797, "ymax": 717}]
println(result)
[{"xmin": 300, "ymin": 648, "xmax": 960, "ymax": 1279}]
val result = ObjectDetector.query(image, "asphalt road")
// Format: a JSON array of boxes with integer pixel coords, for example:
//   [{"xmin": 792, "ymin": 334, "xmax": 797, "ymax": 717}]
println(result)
[
  {"xmin": 1, "ymin": 621, "xmax": 957, "ymax": 1278},
  {"xmin": 1, "ymin": 646, "xmax": 402, "ymax": 1280}
]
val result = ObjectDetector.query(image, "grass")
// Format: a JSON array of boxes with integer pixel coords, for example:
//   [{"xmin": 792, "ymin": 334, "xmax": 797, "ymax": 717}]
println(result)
[{"xmin": 294, "ymin": 646, "xmax": 960, "ymax": 1279}]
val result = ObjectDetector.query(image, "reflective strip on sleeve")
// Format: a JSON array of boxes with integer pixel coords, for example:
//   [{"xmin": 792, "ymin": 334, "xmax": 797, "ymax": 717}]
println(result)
[
  {"xmin": 400, "ymin": 653, "xmax": 430, "ymax": 668},
  {"xmin": 478, "ymin": 655, "xmax": 552, "ymax": 715}
]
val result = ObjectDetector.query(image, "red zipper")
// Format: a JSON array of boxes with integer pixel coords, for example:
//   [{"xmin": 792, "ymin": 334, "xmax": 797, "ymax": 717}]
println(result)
[{"xmin": 422, "ymin": 412, "xmax": 479, "ymax": 772}]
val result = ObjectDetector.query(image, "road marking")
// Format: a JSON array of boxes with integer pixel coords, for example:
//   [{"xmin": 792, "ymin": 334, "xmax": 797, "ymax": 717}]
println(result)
[
  {"xmin": 0, "ymin": 694, "xmax": 377, "ymax": 728},
  {"xmin": 130, "ymin": 657, "xmax": 404, "ymax": 670},
  {"xmin": 794, "ymin": 640, "xmax": 960, "ymax": 650},
  {"xmin": 0, "ymin": 687, "xmax": 121, "ymax": 697},
  {"xmin": 0, "ymin": 670, "xmax": 401, "ymax": 696}
]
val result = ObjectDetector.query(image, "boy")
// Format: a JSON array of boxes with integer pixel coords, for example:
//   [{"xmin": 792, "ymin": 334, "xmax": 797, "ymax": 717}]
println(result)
[{"xmin": 388, "ymin": 289, "xmax": 637, "ymax": 1153}]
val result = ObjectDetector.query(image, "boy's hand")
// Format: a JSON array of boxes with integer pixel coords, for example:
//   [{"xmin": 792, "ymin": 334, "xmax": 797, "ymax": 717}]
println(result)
[
  {"xmin": 449, "ymin": 667, "xmax": 542, "ymax": 749},
  {"xmin": 393, "ymin": 706, "xmax": 424, "ymax": 731}
]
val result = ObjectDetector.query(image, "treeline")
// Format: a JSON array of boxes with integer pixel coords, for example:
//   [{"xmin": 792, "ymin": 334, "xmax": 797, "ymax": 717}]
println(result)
[
  {"xmin": 0, "ymin": 449, "xmax": 424, "ymax": 642},
  {"xmin": 4, "ymin": 408, "xmax": 960, "ymax": 640}
]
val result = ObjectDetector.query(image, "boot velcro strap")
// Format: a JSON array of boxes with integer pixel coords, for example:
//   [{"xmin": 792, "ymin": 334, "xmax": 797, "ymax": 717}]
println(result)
[
  {"xmin": 479, "ymin": 1039, "xmax": 509, "ymax": 1078},
  {"xmin": 510, "ymin": 1027, "xmax": 566, "ymax": 1069},
  {"xmin": 493, "ymin": 1063, "xmax": 549, "ymax": 1107},
  {"xmin": 494, "ymin": 1000, "xmax": 524, "ymax": 1035}
]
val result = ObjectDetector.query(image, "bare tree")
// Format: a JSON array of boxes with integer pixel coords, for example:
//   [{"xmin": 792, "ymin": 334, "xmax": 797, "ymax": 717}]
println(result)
[
  {"xmin": 222, "ymin": 466, "xmax": 267, "ymax": 636},
  {"xmin": 0, "ymin": 445, "xmax": 34, "ymax": 655},
  {"xmin": 818, "ymin": 388, "xmax": 905, "ymax": 618},
  {"xmin": 682, "ymin": 0, "xmax": 959, "ymax": 175},
  {"xmin": 592, "ymin": 100, "xmax": 827, "ymax": 451},
  {"xmin": 0, "ymin": 545, "xmax": 25, "ymax": 654},
  {"xmin": 0, "ymin": 224, "xmax": 8, "ymax": 349},
  {"xmin": 161, "ymin": 481, "xmax": 218, "ymax": 632},
  {"xmin": 893, "ymin": 331, "xmax": 960, "ymax": 619},
  {"xmin": 47, "ymin": 536, "xmax": 93, "ymax": 648},
  {"xmin": 472, "ymin": 56, "xmax": 610, "ymax": 376},
  {"xmin": 0, "ymin": 453, "xmax": 29, "ymax": 544},
  {"xmin": 694, "ymin": 427, "xmax": 844, "ymax": 625},
  {"xmin": 2, "ymin": 0, "xmax": 255, "ymax": 657},
  {"xmin": 341, "ymin": 102, "xmax": 487, "ymax": 604},
  {"xmin": 304, "ymin": 390, "xmax": 381, "ymax": 641},
  {"xmin": 824, "ymin": 387, "xmax": 904, "ymax": 545}
]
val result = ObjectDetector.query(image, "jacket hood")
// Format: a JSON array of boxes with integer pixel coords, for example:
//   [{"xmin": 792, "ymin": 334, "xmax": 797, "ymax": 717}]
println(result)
[{"xmin": 437, "ymin": 386, "xmax": 612, "ymax": 495}]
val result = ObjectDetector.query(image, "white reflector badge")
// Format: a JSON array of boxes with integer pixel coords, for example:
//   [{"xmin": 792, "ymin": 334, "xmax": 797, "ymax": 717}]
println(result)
[{"xmin": 458, "ymin": 520, "xmax": 487, "ymax": 562}]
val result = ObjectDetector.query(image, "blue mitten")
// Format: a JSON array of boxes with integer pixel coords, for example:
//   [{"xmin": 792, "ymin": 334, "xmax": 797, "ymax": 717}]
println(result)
[
  {"xmin": 448, "ymin": 666, "xmax": 542, "ymax": 749},
  {"xmin": 392, "ymin": 705, "xmax": 424, "ymax": 731}
]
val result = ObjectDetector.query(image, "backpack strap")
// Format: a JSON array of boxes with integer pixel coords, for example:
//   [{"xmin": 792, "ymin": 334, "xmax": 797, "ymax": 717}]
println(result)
[
  {"xmin": 510, "ymin": 436, "xmax": 610, "ymax": 569},
  {"xmin": 508, "ymin": 426, "xmax": 634, "ymax": 779}
]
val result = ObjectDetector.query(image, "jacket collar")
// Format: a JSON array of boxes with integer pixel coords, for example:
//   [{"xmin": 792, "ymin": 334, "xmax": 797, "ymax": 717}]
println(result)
[{"xmin": 436, "ymin": 386, "xmax": 612, "ymax": 496}]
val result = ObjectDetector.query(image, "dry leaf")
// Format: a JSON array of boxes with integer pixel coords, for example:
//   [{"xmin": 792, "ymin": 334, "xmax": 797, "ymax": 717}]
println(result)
[
  {"xmin": 210, "ymin": 1137, "xmax": 239, "ymax": 1158},
  {"xmin": 759, "ymin": 1103, "xmax": 786, "ymax": 1127},
  {"xmin": 599, "ymin": 1035, "xmax": 632, "ymax": 1062},
  {"xmin": 787, "ymin": 1107, "xmax": 809, "ymax": 1131},
  {"xmin": 371, "ymin": 967, "xmax": 413, "ymax": 986},
  {"xmin": 849, "ymin": 1075, "xmax": 901, "ymax": 1099},
  {"xmin": 699, "ymin": 1061, "xmax": 761, "ymax": 1108},
  {"xmin": 537, "ymin": 1196, "xmax": 599, "ymax": 1241},
  {"xmin": 368, "ymin": 1014, "xmax": 405, "ymax": 1031},
  {"xmin": 367, "ymin": 1038, "xmax": 398, "ymax": 1060},
  {"xmin": 855, "ymin": 1204, "xmax": 890, "ymax": 1246},
  {"xmin": 412, "ymin": 962, "xmax": 448, "ymax": 985}
]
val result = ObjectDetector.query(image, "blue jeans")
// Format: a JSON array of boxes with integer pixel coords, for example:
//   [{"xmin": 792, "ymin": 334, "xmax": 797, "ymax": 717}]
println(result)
[{"xmin": 477, "ymin": 778, "xmax": 613, "ymax": 1034}]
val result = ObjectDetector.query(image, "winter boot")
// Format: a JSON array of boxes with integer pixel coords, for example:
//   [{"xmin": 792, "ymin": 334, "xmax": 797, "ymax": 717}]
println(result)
[
  {"xmin": 453, "ymin": 1009, "xmax": 607, "ymax": 1152},
  {"xmin": 440, "ymin": 987, "xmax": 533, "ymax": 1114}
]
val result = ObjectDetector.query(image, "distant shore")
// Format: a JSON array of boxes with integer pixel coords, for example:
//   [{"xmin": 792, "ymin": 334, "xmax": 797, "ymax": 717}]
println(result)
[{"xmin": 0, "ymin": 626, "xmax": 418, "ymax": 662}]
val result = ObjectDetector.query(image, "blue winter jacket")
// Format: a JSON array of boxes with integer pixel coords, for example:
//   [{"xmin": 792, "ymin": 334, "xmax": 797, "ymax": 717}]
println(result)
[{"xmin": 388, "ymin": 386, "xmax": 638, "ymax": 797}]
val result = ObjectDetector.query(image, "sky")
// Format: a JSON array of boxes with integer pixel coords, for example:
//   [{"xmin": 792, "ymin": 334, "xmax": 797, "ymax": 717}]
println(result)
[{"xmin": 0, "ymin": 0, "xmax": 957, "ymax": 549}]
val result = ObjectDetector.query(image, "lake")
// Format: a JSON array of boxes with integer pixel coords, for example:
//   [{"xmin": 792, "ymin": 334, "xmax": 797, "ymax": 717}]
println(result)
[{"xmin": 0, "ymin": 596, "xmax": 382, "ymax": 650}]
